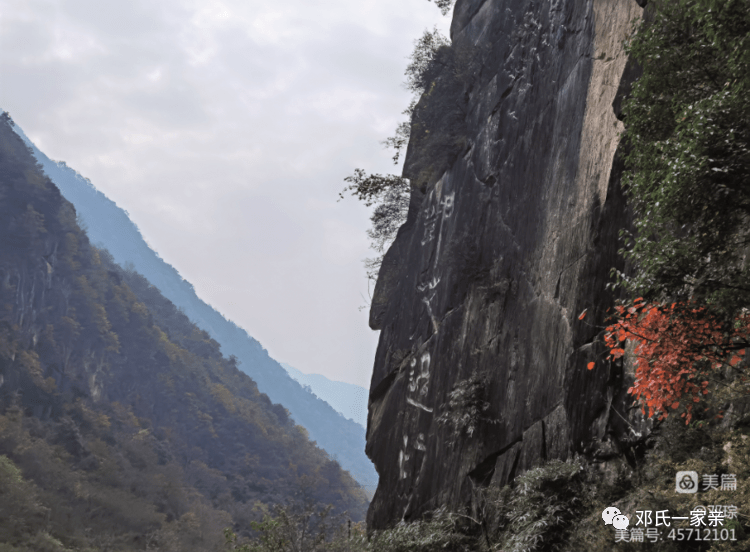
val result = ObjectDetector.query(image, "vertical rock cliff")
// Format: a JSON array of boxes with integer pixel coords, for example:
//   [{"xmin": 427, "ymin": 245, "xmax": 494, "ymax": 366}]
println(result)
[{"xmin": 366, "ymin": 0, "xmax": 648, "ymax": 529}]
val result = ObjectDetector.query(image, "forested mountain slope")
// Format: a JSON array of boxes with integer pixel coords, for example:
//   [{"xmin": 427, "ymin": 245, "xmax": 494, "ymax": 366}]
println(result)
[
  {"xmin": 10, "ymin": 121, "xmax": 377, "ymax": 490},
  {"xmin": 0, "ymin": 111, "xmax": 368, "ymax": 551}
]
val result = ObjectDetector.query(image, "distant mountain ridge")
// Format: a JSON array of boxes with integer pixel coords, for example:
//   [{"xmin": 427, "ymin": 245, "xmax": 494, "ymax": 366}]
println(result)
[
  {"xmin": 280, "ymin": 363, "xmax": 368, "ymax": 429},
  {"xmin": 0, "ymin": 111, "xmax": 369, "ymax": 550},
  {"xmin": 11, "ymin": 122, "xmax": 378, "ymax": 489}
]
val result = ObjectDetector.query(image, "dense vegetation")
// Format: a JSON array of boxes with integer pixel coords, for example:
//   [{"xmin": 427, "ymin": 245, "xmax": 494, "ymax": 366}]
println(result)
[
  {"xmin": 0, "ymin": 111, "xmax": 367, "ymax": 552},
  {"xmin": 581, "ymin": 1, "xmax": 749, "ymax": 442},
  {"xmin": 613, "ymin": 0, "xmax": 750, "ymax": 322}
]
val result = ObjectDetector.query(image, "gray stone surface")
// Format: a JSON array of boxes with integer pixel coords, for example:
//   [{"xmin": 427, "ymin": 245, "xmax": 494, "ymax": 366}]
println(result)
[{"xmin": 366, "ymin": 0, "xmax": 649, "ymax": 529}]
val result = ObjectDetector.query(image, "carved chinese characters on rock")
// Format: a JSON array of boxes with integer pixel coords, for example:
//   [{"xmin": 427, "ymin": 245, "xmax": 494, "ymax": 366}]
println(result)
[
  {"xmin": 398, "ymin": 353, "xmax": 432, "ymax": 483},
  {"xmin": 407, "ymin": 352, "xmax": 432, "ymax": 413},
  {"xmin": 398, "ymin": 435, "xmax": 410, "ymax": 480},
  {"xmin": 420, "ymin": 190, "xmax": 454, "ymax": 257},
  {"xmin": 417, "ymin": 189, "xmax": 454, "ymax": 335},
  {"xmin": 398, "ymin": 188, "xmax": 454, "ymax": 486}
]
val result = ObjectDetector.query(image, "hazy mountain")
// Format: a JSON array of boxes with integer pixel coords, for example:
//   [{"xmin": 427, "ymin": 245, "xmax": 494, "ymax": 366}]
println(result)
[
  {"xmin": 10, "ymin": 121, "xmax": 378, "ymax": 490},
  {"xmin": 0, "ymin": 111, "xmax": 368, "ymax": 550},
  {"xmin": 280, "ymin": 363, "xmax": 368, "ymax": 429}
]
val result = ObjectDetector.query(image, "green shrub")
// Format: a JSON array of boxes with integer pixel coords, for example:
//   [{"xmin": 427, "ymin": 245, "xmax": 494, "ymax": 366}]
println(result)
[
  {"xmin": 436, "ymin": 372, "xmax": 499, "ymax": 446},
  {"xmin": 483, "ymin": 460, "xmax": 585, "ymax": 552},
  {"xmin": 366, "ymin": 507, "xmax": 474, "ymax": 552}
]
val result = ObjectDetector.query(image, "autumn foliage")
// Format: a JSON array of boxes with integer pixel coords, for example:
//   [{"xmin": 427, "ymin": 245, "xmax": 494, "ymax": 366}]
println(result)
[{"xmin": 583, "ymin": 300, "xmax": 750, "ymax": 424}]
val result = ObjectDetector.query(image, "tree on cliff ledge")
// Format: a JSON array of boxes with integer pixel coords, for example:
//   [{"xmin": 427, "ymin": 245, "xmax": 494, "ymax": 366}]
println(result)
[
  {"xmin": 614, "ymin": 0, "xmax": 750, "ymax": 325},
  {"xmin": 341, "ymin": 27, "xmax": 450, "ymax": 286}
]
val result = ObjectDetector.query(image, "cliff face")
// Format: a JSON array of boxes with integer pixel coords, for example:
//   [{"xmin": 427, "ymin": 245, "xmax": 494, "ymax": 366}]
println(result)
[{"xmin": 366, "ymin": 0, "xmax": 647, "ymax": 529}]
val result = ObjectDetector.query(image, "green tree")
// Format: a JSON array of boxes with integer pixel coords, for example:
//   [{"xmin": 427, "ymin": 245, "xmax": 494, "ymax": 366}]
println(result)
[
  {"xmin": 613, "ymin": 0, "xmax": 750, "ymax": 325},
  {"xmin": 403, "ymin": 27, "xmax": 451, "ymax": 96},
  {"xmin": 342, "ymin": 27, "xmax": 451, "ymax": 286},
  {"xmin": 425, "ymin": 0, "xmax": 455, "ymax": 16},
  {"xmin": 436, "ymin": 372, "xmax": 499, "ymax": 446},
  {"xmin": 340, "ymin": 170, "xmax": 409, "ymax": 285},
  {"xmin": 224, "ymin": 502, "xmax": 348, "ymax": 552}
]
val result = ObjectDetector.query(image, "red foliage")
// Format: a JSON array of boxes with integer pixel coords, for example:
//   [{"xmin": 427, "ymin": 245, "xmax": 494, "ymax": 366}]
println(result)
[{"xmin": 597, "ymin": 299, "xmax": 750, "ymax": 424}]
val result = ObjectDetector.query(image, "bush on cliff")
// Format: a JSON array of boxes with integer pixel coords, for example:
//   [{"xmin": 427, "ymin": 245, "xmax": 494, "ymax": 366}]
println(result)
[
  {"xmin": 341, "ymin": 26, "xmax": 479, "ymax": 287},
  {"xmin": 339, "ymin": 27, "xmax": 449, "ymax": 286}
]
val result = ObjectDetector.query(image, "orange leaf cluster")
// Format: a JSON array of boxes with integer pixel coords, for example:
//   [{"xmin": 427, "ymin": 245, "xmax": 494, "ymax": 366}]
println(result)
[{"xmin": 599, "ymin": 299, "xmax": 750, "ymax": 424}]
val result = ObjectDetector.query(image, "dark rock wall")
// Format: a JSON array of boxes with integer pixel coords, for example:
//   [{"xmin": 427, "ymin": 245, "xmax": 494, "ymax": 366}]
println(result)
[{"xmin": 366, "ymin": 0, "xmax": 646, "ymax": 529}]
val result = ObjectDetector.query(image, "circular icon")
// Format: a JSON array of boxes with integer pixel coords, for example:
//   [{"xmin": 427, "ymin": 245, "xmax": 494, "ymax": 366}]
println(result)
[
  {"xmin": 613, "ymin": 514, "xmax": 630, "ymax": 530},
  {"xmin": 602, "ymin": 507, "xmax": 621, "ymax": 525},
  {"xmin": 679, "ymin": 474, "xmax": 695, "ymax": 490},
  {"xmin": 676, "ymin": 471, "xmax": 699, "ymax": 494}
]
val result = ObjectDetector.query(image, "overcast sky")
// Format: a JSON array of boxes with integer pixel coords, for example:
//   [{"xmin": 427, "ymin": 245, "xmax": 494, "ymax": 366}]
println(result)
[{"xmin": 0, "ymin": 0, "xmax": 452, "ymax": 388}]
